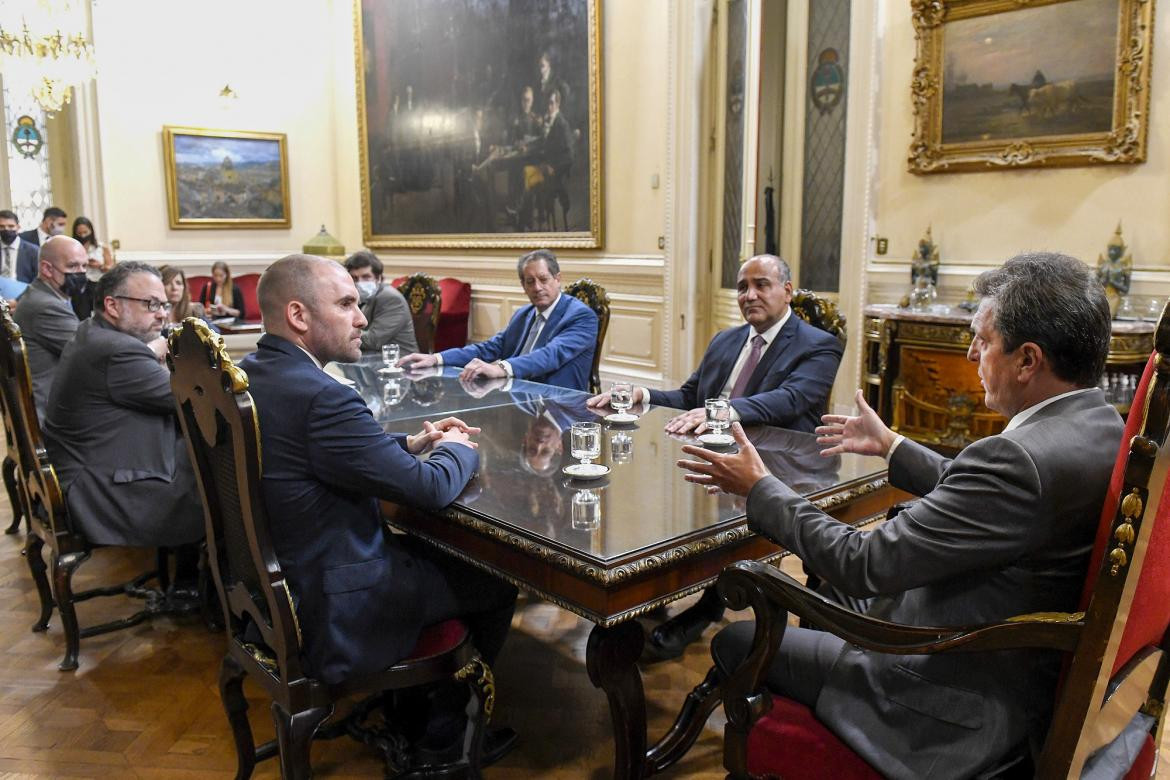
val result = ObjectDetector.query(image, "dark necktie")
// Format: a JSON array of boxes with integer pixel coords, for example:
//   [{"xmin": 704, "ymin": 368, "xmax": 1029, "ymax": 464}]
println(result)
[
  {"xmin": 729, "ymin": 335, "xmax": 766, "ymax": 399},
  {"xmin": 1, "ymin": 246, "xmax": 11, "ymax": 278}
]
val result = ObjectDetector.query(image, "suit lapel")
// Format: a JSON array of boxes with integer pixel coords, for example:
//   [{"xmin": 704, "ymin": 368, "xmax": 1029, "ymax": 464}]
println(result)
[
  {"xmin": 705, "ymin": 324, "xmax": 750, "ymax": 399},
  {"xmin": 510, "ymin": 304, "xmax": 537, "ymax": 356},
  {"xmin": 533, "ymin": 295, "xmax": 568, "ymax": 350},
  {"xmin": 740, "ymin": 315, "xmax": 798, "ymax": 396}
]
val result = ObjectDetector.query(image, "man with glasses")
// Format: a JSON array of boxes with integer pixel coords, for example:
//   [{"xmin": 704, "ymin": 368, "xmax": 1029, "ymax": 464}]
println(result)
[
  {"xmin": 43, "ymin": 262, "xmax": 203, "ymax": 582},
  {"xmin": 13, "ymin": 236, "xmax": 89, "ymax": 421}
]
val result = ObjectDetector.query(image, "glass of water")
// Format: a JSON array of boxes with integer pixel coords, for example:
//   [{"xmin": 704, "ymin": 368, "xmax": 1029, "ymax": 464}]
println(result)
[
  {"xmin": 572, "ymin": 489, "xmax": 601, "ymax": 530},
  {"xmin": 705, "ymin": 398, "xmax": 731, "ymax": 435},
  {"xmin": 570, "ymin": 421, "xmax": 602, "ymax": 465},
  {"xmin": 610, "ymin": 381, "xmax": 633, "ymax": 413},
  {"xmin": 380, "ymin": 343, "xmax": 400, "ymax": 373}
]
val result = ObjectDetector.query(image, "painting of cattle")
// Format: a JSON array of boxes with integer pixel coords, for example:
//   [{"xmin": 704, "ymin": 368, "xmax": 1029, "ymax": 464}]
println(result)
[{"xmin": 908, "ymin": 0, "xmax": 1154, "ymax": 173}]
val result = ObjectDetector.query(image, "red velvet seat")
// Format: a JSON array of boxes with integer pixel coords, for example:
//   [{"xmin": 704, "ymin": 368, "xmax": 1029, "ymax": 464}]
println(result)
[
  {"xmin": 714, "ymin": 335, "xmax": 1170, "ymax": 778},
  {"xmin": 435, "ymin": 277, "xmax": 471, "ymax": 351},
  {"xmin": 234, "ymin": 273, "xmax": 261, "ymax": 323},
  {"xmin": 187, "ymin": 274, "xmax": 211, "ymax": 302}
]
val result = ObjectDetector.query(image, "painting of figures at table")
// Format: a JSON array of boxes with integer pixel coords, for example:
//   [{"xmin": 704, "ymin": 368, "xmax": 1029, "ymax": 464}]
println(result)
[
  {"xmin": 356, "ymin": 0, "xmax": 601, "ymax": 248},
  {"xmin": 163, "ymin": 127, "xmax": 291, "ymax": 229},
  {"xmin": 939, "ymin": 0, "xmax": 1118, "ymax": 144}
]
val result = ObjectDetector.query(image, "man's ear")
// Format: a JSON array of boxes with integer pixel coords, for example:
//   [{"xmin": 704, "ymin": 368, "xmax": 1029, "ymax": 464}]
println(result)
[
  {"xmin": 1017, "ymin": 341, "xmax": 1043, "ymax": 378},
  {"xmin": 286, "ymin": 300, "xmax": 310, "ymax": 336}
]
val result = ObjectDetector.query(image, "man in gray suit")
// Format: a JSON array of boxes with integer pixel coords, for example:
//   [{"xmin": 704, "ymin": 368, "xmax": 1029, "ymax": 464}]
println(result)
[
  {"xmin": 13, "ymin": 236, "xmax": 88, "ymax": 421},
  {"xmin": 0, "ymin": 209, "xmax": 42, "ymax": 283},
  {"xmin": 344, "ymin": 250, "xmax": 418, "ymax": 354},
  {"xmin": 679, "ymin": 252, "xmax": 1123, "ymax": 778},
  {"xmin": 43, "ymin": 262, "xmax": 203, "ymax": 550}
]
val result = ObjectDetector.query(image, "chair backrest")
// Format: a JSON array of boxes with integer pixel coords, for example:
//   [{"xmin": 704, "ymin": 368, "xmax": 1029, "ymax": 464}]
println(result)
[
  {"xmin": 167, "ymin": 318, "xmax": 307, "ymax": 683},
  {"xmin": 394, "ymin": 273, "xmax": 442, "ymax": 353},
  {"xmin": 435, "ymin": 277, "xmax": 472, "ymax": 351},
  {"xmin": 1040, "ymin": 317, "xmax": 1170, "ymax": 776},
  {"xmin": 234, "ymin": 273, "xmax": 261, "ymax": 323},
  {"xmin": 790, "ymin": 288, "xmax": 847, "ymax": 348},
  {"xmin": 564, "ymin": 278, "xmax": 610, "ymax": 394},
  {"xmin": 0, "ymin": 301, "xmax": 73, "ymax": 545},
  {"xmin": 187, "ymin": 275, "xmax": 212, "ymax": 303}
]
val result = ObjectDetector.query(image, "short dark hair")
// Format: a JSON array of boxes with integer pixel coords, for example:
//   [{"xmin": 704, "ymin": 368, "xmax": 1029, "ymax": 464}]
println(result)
[
  {"xmin": 517, "ymin": 248, "xmax": 559, "ymax": 279},
  {"xmin": 0, "ymin": 210, "xmax": 16, "ymax": 222},
  {"xmin": 96, "ymin": 261, "xmax": 161, "ymax": 302},
  {"xmin": 344, "ymin": 250, "xmax": 383, "ymax": 278},
  {"xmin": 973, "ymin": 252, "xmax": 1110, "ymax": 387},
  {"xmin": 43, "ymin": 207, "xmax": 66, "ymax": 220}
]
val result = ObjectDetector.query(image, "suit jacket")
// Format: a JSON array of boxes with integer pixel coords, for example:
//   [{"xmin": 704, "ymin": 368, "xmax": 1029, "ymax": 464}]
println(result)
[
  {"xmin": 9, "ymin": 240, "xmax": 39, "ymax": 283},
  {"xmin": 239, "ymin": 334, "xmax": 479, "ymax": 684},
  {"xmin": 359, "ymin": 283, "xmax": 418, "ymax": 354},
  {"xmin": 42, "ymin": 315, "xmax": 204, "ymax": 547},
  {"xmin": 649, "ymin": 315, "xmax": 843, "ymax": 433},
  {"xmin": 13, "ymin": 278, "xmax": 79, "ymax": 422},
  {"xmin": 439, "ymin": 293, "xmax": 597, "ymax": 391},
  {"xmin": 17, "ymin": 228, "xmax": 40, "ymax": 247},
  {"xmin": 541, "ymin": 112, "xmax": 574, "ymax": 176},
  {"xmin": 746, "ymin": 390, "xmax": 1123, "ymax": 778}
]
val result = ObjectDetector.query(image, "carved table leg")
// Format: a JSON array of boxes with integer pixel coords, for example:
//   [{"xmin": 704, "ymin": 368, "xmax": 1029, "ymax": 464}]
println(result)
[{"xmin": 586, "ymin": 621, "xmax": 647, "ymax": 780}]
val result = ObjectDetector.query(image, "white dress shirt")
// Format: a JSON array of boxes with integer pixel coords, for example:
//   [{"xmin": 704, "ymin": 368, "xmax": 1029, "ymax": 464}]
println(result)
[
  {"xmin": 719, "ymin": 308, "xmax": 791, "ymax": 399},
  {"xmin": 0, "ymin": 237, "xmax": 22, "ymax": 280}
]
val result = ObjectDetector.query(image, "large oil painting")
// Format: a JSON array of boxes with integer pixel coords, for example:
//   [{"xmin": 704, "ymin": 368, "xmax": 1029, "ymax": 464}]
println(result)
[
  {"xmin": 162, "ymin": 127, "xmax": 291, "ymax": 229},
  {"xmin": 908, "ymin": 0, "xmax": 1155, "ymax": 173},
  {"xmin": 355, "ymin": 0, "xmax": 602, "ymax": 248}
]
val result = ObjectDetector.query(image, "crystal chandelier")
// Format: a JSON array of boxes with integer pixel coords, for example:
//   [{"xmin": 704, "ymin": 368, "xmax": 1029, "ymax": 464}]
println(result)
[{"xmin": 0, "ymin": 0, "xmax": 96, "ymax": 114}]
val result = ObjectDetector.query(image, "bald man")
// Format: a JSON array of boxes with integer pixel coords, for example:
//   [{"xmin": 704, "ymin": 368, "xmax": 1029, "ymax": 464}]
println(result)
[
  {"xmin": 13, "ymin": 235, "xmax": 89, "ymax": 421},
  {"xmin": 238, "ymin": 254, "xmax": 517, "ymax": 766}
]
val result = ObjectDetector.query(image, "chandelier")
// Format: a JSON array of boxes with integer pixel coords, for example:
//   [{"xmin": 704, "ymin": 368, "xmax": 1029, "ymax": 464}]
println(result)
[{"xmin": 0, "ymin": 0, "xmax": 96, "ymax": 114}]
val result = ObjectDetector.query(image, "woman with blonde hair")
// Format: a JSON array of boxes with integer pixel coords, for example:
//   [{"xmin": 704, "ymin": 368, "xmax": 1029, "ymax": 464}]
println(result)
[{"xmin": 198, "ymin": 260, "xmax": 247, "ymax": 320}]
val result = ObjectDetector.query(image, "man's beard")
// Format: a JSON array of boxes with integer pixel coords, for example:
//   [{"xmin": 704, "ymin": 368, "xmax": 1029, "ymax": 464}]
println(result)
[{"xmin": 125, "ymin": 323, "xmax": 162, "ymax": 344}]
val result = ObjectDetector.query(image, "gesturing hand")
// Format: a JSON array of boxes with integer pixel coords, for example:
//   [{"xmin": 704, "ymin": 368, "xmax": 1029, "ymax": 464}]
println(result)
[
  {"xmin": 676, "ymin": 423, "xmax": 770, "ymax": 496},
  {"xmin": 815, "ymin": 389, "xmax": 897, "ymax": 458}
]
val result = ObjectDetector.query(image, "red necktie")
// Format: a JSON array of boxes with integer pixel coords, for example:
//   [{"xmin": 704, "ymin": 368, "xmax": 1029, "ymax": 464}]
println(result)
[{"xmin": 729, "ymin": 335, "xmax": 765, "ymax": 399}]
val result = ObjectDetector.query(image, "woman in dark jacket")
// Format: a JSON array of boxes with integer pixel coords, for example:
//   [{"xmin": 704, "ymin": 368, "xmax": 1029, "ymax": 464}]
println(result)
[{"xmin": 198, "ymin": 260, "xmax": 247, "ymax": 320}]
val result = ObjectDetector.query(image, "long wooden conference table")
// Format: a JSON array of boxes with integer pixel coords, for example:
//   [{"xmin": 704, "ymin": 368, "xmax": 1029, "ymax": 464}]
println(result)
[{"xmin": 333, "ymin": 358, "xmax": 900, "ymax": 778}]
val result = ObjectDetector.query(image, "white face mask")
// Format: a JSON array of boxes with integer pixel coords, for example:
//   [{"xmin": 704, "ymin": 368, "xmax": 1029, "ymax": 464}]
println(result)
[{"xmin": 355, "ymin": 280, "xmax": 379, "ymax": 301}]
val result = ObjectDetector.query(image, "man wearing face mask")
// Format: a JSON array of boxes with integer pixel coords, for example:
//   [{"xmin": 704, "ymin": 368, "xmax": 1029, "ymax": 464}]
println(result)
[
  {"xmin": 0, "ymin": 209, "xmax": 41, "ymax": 283},
  {"xmin": 13, "ymin": 236, "xmax": 89, "ymax": 421},
  {"xmin": 344, "ymin": 250, "xmax": 418, "ymax": 355},
  {"xmin": 18, "ymin": 206, "xmax": 68, "ymax": 249}
]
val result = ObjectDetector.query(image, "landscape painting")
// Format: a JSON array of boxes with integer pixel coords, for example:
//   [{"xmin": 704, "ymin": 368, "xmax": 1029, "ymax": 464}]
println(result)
[
  {"xmin": 908, "ymin": 0, "xmax": 1153, "ymax": 173},
  {"xmin": 355, "ymin": 0, "xmax": 602, "ymax": 248},
  {"xmin": 163, "ymin": 127, "xmax": 291, "ymax": 229},
  {"xmin": 940, "ymin": 0, "xmax": 1117, "ymax": 144}
]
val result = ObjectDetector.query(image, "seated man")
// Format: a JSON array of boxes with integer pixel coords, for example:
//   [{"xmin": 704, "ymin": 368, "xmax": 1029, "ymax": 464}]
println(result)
[
  {"xmin": 679, "ymin": 252, "xmax": 1123, "ymax": 778},
  {"xmin": 0, "ymin": 209, "xmax": 41, "ymax": 283},
  {"xmin": 239, "ymin": 254, "xmax": 518, "ymax": 764},
  {"xmin": 587, "ymin": 254, "xmax": 844, "ymax": 656},
  {"xmin": 344, "ymin": 249, "xmax": 418, "ymax": 354},
  {"xmin": 43, "ymin": 262, "xmax": 204, "ymax": 553},
  {"xmin": 400, "ymin": 248, "xmax": 597, "ymax": 391},
  {"xmin": 13, "ymin": 235, "xmax": 88, "ymax": 421}
]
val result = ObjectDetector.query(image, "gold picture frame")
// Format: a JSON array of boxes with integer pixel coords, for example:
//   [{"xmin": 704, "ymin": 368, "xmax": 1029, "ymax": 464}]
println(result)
[
  {"xmin": 908, "ymin": 0, "xmax": 1155, "ymax": 174},
  {"xmin": 162, "ymin": 126, "xmax": 291, "ymax": 229},
  {"xmin": 353, "ymin": 0, "xmax": 603, "ymax": 249}
]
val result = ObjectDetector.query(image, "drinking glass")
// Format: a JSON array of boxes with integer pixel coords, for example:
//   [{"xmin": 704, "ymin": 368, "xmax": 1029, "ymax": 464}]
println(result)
[
  {"xmin": 610, "ymin": 381, "xmax": 633, "ymax": 413},
  {"xmin": 610, "ymin": 431, "xmax": 633, "ymax": 464},
  {"xmin": 380, "ymin": 343, "xmax": 400, "ymax": 373},
  {"xmin": 570, "ymin": 421, "xmax": 601, "ymax": 465},
  {"xmin": 572, "ymin": 489, "xmax": 601, "ymax": 530},
  {"xmin": 1146, "ymin": 297, "xmax": 1164, "ymax": 322},
  {"xmin": 705, "ymin": 398, "xmax": 731, "ymax": 435}
]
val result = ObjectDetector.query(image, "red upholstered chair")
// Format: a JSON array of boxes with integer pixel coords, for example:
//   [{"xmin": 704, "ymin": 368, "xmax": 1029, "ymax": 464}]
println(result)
[
  {"xmin": 710, "ymin": 319, "xmax": 1170, "ymax": 779},
  {"xmin": 233, "ymin": 273, "xmax": 261, "ymax": 323},
  {"xmin": 167, "ymin": 319, "xmax": 494, "ymax": 778},
  {"xmin": 435, "ymin": 277, "xmax": 471, "ymax": 352},
  {"xmin": 187, "ymin": 274, "xmax": 211, "ymax": 304}
]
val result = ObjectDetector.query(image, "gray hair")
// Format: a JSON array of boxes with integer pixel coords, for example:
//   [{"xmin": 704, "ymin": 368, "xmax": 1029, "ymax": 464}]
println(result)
[
  {"xmin": 517, "ymin": 248, "xmax": 560, "ymax": 279},
  {"xmin": 973, "ymin": 252, "xmax": 1110, "ymax": 387},
  {"xmin": 745, "ymin": 254, "xmax": 792, "ymax": 284},
  {"xmin": 95, "ymin": 261, "xmax": 161, "ymax": 302}
]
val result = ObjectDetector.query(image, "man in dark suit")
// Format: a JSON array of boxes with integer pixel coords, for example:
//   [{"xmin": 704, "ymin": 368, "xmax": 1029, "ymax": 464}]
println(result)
[
  {"xmin": 399, "ymin": 248, "xmax": 597, "ymax": 391},
  {"xmin": 13, "ymin": 236, "xmax": 88, "ymax": 421},
  {"xmin": 43, "ymin": 261, "xmax": 204, "ymax": 552},
  {"xmin": 239, "ymin": 254, "xmax": 517, "ymax": 764},
  {"xmin": 0, "ymin": 209, "xmax": 42, "ymax": 283},
  {"xmin": 17, "ymin": 205, "xmax": 67, "ymax": 249},
  {"xmin": 588, "ymin": 254, "xmax": 843, "ymax": 656},
  {"xmin": 680, "ymin": 253, "xmax": 1123, "ymax": 778}
]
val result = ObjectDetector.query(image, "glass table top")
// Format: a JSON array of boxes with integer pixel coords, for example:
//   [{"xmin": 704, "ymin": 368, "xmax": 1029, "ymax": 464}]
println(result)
[{"xmin": 337, "ymin": 360, "xmax": 887, "ymax": 563}]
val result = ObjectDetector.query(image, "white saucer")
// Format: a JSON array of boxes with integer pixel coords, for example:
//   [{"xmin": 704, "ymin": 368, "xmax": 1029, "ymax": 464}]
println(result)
[
  {"xmin": 563, "ymin": 463, "xmax": 611, "ymax": 480},
  {"xmin": 604, "ymin": 412, "xmax": 639, "ymax": 424},
  {"xmin": 697, "ymin": 432, "xmax": 735, "ymax": 446}
]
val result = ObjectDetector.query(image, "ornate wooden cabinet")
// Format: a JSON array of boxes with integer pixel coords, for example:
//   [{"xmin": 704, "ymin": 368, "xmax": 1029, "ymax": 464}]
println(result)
[{"xmin": 862, "ymin": 305, "xmax": 1153, "ymax": 451}]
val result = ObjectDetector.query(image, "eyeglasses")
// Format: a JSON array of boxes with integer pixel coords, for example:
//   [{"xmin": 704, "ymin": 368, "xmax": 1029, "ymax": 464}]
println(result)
[{"xmin": 114, "ymin": 295, "xmax": 172, "ymax": 313}]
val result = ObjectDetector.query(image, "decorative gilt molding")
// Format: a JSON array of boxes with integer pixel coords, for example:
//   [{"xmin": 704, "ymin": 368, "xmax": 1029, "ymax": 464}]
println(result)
[
  {"xmin": 908, "ymin": 0, "xmax": 1155, "ymax": 173},
  {"xmin": 899, "ymin": 321, "xmax": 972, "ymax": 347}
]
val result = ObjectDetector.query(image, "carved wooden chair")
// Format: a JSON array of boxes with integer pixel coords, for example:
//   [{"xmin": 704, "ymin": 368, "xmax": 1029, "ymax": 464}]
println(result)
[
  {"xmin": 790, "ymin": 288, "xmax": 847, "ymax": 348},
  {"xmin": 564, "ymin": 278, "xmax": 610, "ymax": 395},
  {"xmin": 167, "ymin": 318, "xmax": 494, "ymax": 779},
  {"xmin": 395, "ymin": 273, "xmax": 443, "ymax": 353},
  {"xmin": 0, "ymin": 301, "xmax": 169, "ymax": 671},
  {"xmin": 712, "ymin": 321, "xmax": 1170, "ymax": 779}
]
